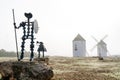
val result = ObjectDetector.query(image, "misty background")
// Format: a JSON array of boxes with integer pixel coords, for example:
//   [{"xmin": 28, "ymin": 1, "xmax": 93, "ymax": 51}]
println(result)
[{"xmin": 0, "ymin": 0, "xmax": 120, "ymax": 57}]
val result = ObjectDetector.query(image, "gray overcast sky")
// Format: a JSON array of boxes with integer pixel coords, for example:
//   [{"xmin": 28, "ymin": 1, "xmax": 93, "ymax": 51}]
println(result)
[{"xmin": 0, "ymin": 0, "xmax": 120, "ymax": 56}]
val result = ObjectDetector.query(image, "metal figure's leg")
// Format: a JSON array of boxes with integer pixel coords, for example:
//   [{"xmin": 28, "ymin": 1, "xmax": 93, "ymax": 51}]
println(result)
[
  {"xmin": 30, "ymin": 25, "xmax": 34, "ymax": 61},
  {"xmin": 20, "ymin": 26, "xmax": 26, "ymax": 60},
  {"xmin": 20, "ymin": 36, "xmax": 26, "ymax": 60},
  {"xmin": 30, "ymin": 43, "xmax": 34, "ymax": 61},
  {"xmin": 43, "ymin": 51, "xmax": 44, "ymax": 58},
  {"xmin": 38, "ymin": 51, "xmax": 40, "ymax": 58}
]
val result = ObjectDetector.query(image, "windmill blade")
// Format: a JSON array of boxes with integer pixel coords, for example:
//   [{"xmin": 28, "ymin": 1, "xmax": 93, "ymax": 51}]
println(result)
[
  {"xmin": 90, "ymin": 44, "xmax": 97, "ymax": 52},
  {"xmin": 101, "ymin": 35, "xmax": 108, "ymax": 41},
  {"xmin": 91, "ymin": 36, "xmax": 99, "ymax": 42}
]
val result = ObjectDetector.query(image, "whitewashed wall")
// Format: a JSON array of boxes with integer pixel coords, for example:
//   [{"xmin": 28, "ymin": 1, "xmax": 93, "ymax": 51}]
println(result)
[
  {"xmin": 97, "ymin": 43, "xmax": 107, "ymax": 57},
  {"xmin": 73, "ymin": 41, "xmax": 86, "ymax": 57}
]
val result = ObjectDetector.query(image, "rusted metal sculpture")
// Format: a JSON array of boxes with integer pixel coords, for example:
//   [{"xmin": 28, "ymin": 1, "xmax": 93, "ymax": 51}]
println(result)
[{"xmin": 12, "ymin": 9, "xmax": 37, "ymax": 61}]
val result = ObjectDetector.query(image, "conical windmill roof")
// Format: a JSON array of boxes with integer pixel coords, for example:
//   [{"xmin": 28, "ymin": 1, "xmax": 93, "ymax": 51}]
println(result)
[
  {"xmin": 73, "ymin": 34, "xmax": 85, "ymax": 41},
  {"xmin": 98, "ymin": 40, "xmax": 106, "ymax": 45}
]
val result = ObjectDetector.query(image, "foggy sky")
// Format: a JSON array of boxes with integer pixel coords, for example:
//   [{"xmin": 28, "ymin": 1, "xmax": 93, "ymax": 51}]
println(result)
[{"xmin": 0, "ymin": 0, "xmax": 120, "ymax": 56}]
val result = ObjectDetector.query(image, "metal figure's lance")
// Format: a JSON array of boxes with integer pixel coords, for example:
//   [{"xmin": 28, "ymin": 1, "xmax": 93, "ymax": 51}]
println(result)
[
  {"xmin": 12, "ymin": 9, "xmax": 19, "ymax": 61},
  {"xmin": 13, "ymin": 10, "xmax": 36, "ymax": 61}
]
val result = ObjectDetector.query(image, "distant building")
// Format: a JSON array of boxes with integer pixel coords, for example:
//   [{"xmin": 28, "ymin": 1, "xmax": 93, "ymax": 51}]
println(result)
[
  {"xmin": 73, "ymin": 34, "xmax": 86, "ymax": 57},
  {"xmin": 97, "ymin": 40, "xmax": 107, "ymax": 57},
  {"xmin": 91, "ymin": 35, "xmax": 108, "ymax": 58}
]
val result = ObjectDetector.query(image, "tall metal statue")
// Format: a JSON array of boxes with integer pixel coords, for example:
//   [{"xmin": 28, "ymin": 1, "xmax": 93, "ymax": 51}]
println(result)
[
  {"xmin": 36, "ymin": 41, "xmax": 47, "ymax": 58},
  {"xmin": 12, "ymin": 9, "xmax": 38, "ymax": 61}
]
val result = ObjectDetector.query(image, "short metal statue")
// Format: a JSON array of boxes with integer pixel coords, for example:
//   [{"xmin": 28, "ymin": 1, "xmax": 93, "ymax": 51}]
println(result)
[
  {"xmin": 37, "ymin": 41, "xmax": 47, "ymax": 58},
  {"xmin": 13, "ymin": 12, "xmax": 35, "ymax": 61}
]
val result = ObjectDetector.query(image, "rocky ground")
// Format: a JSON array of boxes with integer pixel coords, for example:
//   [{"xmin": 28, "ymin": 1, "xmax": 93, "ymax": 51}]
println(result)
[{"xmin": 0, "ymin": 58, "xmax": 53, "ymax": 80}]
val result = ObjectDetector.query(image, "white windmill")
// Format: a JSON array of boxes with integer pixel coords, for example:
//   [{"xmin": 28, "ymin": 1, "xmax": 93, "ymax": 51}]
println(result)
[
  {"xmin": 73, "ymin": 34, "xmax": 86, "ymax": 57},
  {"xmin": 91, "ymin": 35, "xmax": 108, "ymax": 59}
]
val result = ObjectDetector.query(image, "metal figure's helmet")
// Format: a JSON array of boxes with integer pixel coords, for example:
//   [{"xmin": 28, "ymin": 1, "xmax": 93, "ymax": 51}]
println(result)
[{"xmin": 24, "ymin": 13, "xmax": 32, "ymax": 19}]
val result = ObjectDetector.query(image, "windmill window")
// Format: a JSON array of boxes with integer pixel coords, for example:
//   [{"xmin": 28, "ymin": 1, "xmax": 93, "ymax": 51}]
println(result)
[{"xmin": 75, "ymin": 44, "xmax": 77, "ymax": 51}]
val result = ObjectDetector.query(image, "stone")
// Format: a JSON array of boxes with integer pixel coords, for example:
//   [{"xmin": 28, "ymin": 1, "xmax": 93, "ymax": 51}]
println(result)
[{"xmin": 0, "ymin": 61, "xmax": 54, "ymax": 80}]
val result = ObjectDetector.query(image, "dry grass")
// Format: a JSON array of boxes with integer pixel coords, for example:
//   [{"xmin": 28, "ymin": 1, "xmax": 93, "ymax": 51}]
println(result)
[{"xmin": 49, "ymin": 56, "xmax": 120, "ymax": 80}]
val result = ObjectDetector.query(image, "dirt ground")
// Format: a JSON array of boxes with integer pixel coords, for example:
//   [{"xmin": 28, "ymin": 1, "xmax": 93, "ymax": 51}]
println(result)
[
  {"xmin": 0, "ymin": 57, "xmax": 120, "ymax": 80},
  {"xmin": 49, "ymin": 56, "xmax": 120, "ymax": 80}
]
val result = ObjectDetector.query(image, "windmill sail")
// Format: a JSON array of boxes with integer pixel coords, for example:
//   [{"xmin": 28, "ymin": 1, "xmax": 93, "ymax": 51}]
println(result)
[{"xmin": 91, "ymin": 35, "xmax": 108, "ymax": 58}]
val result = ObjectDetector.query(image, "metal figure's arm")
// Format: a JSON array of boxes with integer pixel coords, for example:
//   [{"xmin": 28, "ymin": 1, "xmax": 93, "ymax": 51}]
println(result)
[
  {"xmin": 19, "ymin": 22, "xmax": 26, "ymax": 28},
  {"xmin": 15, "ymin": 22, "xmax": 26, "ymax": 29}
]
